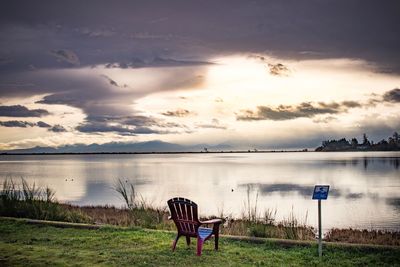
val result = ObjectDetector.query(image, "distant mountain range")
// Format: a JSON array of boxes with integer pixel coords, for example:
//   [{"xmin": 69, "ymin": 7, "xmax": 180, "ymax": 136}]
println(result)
[{"xmin": 0, "ymin": 140, "xmax": 234, "ymax": 154}]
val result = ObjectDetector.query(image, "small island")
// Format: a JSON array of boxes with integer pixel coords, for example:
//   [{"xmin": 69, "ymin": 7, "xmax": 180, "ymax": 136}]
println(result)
[{"xmin": 316, "ymin": 132, "xmax": 400, "ymax": 152}]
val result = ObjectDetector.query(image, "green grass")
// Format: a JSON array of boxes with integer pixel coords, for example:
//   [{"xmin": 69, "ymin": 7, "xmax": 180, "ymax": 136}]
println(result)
[{"xmin": 1, "ymin": 219, "xmax": 399, "ymax": 266}]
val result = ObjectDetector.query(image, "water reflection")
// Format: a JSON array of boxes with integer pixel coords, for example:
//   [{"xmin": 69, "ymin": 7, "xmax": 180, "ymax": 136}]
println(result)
[
  {"xmin": 239, "ymin": 183, "xmax": 313, "ymax": 197},
  {"xmin": 0, "ymin": 152, "xmax": 399, "ymax": 231},
  {"xmin": 323, "ymin": 157, "xmax": 399, "ymax": 170},
  {"xmin": 239, "ymin": 183, "xmax": 383, "ymax": 200},
  {"xmin": 387, "ymin": 198, "xmax": 400, "ymax": 210}
]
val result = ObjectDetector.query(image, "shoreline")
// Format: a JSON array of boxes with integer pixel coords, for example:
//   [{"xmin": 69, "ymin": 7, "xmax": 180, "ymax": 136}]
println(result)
[{"xmin": 2, "ymin": 150, "xmax": 400, "ymax": 156}]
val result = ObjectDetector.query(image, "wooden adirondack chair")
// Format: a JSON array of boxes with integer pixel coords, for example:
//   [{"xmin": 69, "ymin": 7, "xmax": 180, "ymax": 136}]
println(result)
[{"xmin": 167, "ymin": 197, "xmax": 222, "ymax": 256}]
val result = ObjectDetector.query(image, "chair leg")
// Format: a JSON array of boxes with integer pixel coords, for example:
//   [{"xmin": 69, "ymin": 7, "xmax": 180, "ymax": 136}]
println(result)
[
  {"xmin": 172, "ymin": 234, "xmax": 180, "ymax": 251},
  {"xmin": 213, "ymin": 223, "xmax": 221, "ymax": 251},
  {"xmin": 186, "ymin": 236, "xmax": 191, "ymax": 246},
  {"xmin": 196, "ymin": 237, "xmax": 204, "ymax": 256},
  {"xmin": 214, "ymin": 232, "xmax": 219, "ymax": 251}
]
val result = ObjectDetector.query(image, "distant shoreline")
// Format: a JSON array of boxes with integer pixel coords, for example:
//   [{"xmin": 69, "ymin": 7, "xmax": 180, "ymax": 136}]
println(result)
[
  {"xmin": 1, "ymin": 149, "xmax": 400, "ymax": 156},
  {"xmin": 0, "ymin": 150, "xmax": 308, "ymax": 155}
]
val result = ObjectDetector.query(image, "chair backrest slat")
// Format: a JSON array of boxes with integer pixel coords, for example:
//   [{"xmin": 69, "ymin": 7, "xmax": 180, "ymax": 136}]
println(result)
[
  {"xmin": 187, "ymin": 204, "xmax": 194, "ymax": 233},
  {"xmin": 168, "ymin": 197, "xmax": 200, "ymax": 235}
]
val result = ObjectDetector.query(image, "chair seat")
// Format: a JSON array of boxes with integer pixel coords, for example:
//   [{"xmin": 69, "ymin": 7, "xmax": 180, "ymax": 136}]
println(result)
[{"xmin": 198, "ymin": 227, "xmax": 213, "ymax": 240}]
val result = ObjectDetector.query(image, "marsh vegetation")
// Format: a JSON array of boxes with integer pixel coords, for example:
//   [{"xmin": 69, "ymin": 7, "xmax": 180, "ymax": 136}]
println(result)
[{"xmin": 1, "ymin": 178, "xmax": 399, "ymax": 245}]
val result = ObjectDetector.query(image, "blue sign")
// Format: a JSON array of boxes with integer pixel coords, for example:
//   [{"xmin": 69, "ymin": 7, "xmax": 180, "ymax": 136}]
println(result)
[{"xmin": 312, "ymin": 185, "xmax": 330, "ymax": 200}]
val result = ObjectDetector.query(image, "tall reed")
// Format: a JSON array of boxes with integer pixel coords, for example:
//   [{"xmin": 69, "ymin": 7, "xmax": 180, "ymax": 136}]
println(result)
[
  {"xmin": 0, "ymin": 178, "xmax": 91, "ymax": 223},
  {"xmin": 113, "ymin": 179, "xmax": 170, "ymax": 229}
]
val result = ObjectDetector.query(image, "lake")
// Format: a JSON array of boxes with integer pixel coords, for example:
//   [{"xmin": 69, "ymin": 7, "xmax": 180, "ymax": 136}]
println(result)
[{"xmin": 0, "ymin": 152, "xmax": 399, "ymax": 232}]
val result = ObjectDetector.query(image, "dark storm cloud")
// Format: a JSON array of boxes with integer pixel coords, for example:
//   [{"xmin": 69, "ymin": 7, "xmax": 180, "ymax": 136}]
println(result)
[
  {"xmin": 382, "ymin": 88, "xmax": 400, "ymax": 103},
  {"xmin": 0, "ymin": 120, "xmax": 35, "ymax": 127},
  {"xmin": 6, "ymin": 66, "xmax": 205, "ymax": 124},
  {"xmin": 0, "ymin": 105, "xmax": 50, "ymax": 117},
  {"xmin": 0, "ymin": 67, "xmax": 200, "ymax": 135},
  {"xmin": 0, "ymin": 0, "xmax": 399, "ymax": 72}
]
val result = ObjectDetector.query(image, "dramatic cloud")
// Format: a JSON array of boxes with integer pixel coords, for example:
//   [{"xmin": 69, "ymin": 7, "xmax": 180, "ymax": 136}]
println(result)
[
  {"xmin": 75, "ymin": 112, "xmax": 184, "ymax": 135},
  {"xmin": 161, "ymin": 109, "xmax": 194, "ymax": 117},
  {"xmin": 0, "ymin": 1, "xmax": 400, "ymax": 150},
  {"xmin": 50, "ymin": 49, "xmax": 80, "ymax": 66},
  {"xmin": 0, "ymin": 1, "xmax": 399, "ymax": 72},
  {"xmin": 4, "ymin": 66, "xmax": 205, "ymax": 135},
  {"xmin": 0, "ymin": 105, "xmax": 50, "ymax": 117},
  {"xmin": 382, "ymin": 88, "xmax": 400, "ymax": 103},
  {"xmin": 85, "ymin": 114, "xmax": 184, "ymax": 129},
  {"xmin": 0, "ymin": 120, "xmax": 35, "ymax": 127},
  {"xmin": 237, "ymin": 89, "xmax": 399, "ymax": 122},
  {"xmin": 236, "ymin": 101, "xmax": 350, "ymax": 121},
  {"xmin": 0, "ymin": 120, "xmax": 66, "ymax": 132},
  {"xmin": 76, "ymin": 122, "xmax": 137, "ymax": 135}
]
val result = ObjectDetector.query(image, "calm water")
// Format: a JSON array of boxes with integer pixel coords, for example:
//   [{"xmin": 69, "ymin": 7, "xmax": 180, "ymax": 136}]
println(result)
[{"xmin": 0, "ymin": 152, "xmax": 399, "ymax": 232}]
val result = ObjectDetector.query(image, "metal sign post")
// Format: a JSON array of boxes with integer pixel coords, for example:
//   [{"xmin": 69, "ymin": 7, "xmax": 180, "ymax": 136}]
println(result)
[{"xmin": 312, "ymin": 185, "xmax": 330, "ymax": 257}]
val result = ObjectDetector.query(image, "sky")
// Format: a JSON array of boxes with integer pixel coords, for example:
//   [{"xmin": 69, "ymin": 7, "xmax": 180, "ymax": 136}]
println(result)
[{"xmin": 0, "ymin": 0, "xmax": 399, "ymax": 150}]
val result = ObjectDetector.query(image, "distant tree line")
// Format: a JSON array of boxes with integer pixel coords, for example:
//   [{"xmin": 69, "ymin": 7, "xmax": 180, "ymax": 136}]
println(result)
[{"xmin": 315, "ymin": 132, "xmax": 400, "ymax": 152}]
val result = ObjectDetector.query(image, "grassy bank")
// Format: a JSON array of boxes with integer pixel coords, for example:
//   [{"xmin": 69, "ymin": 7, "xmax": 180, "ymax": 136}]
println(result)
[
  {"xmin": 2, "ymin": 178, "xmax": 400, "ymax": 246},
  {"xmin": 1, "ymin": 219, "xmax": 399, "ymax": 266}
]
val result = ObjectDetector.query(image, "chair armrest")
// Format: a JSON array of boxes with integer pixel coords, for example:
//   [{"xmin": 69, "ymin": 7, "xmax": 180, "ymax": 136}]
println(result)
[{"xmin": 200, "ymin": 218, "xmax": 222, "ymax": 225}]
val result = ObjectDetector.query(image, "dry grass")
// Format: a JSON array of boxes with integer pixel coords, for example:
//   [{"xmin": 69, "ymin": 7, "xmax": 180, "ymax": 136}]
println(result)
[
  {"xmin": 325, "ymin": 228, "xmax": 400, "ymax": 246},
  {"xmin": 76, "ymin": 204, "xmax": 175, "ymax": 230}
]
